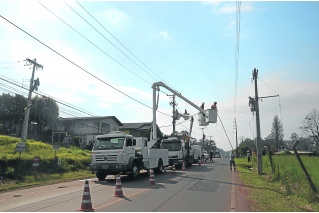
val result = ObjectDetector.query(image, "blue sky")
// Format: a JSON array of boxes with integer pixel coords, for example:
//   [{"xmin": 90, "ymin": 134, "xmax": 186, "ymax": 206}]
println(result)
[{"xmin": 1, "ymin": 1, "xmax": 319, "ymax": 151}]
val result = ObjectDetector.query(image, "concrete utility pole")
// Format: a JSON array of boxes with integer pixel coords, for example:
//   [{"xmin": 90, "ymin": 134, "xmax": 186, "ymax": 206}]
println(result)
[
  {"xmin": 168, "ymin": 94, "xmax": 177, "ymax": 136},
  {"xmin": 252, "ymin": 68, "xmax": 263, "ymax": 175},
  {"xmin": 21, "ymin": 58, "xmax": 43, "ymax": 142}
]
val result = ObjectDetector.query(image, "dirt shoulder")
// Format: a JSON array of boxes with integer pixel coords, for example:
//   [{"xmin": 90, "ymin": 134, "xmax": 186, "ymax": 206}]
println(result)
[{"xmin": 232, "ymin": 170, "xmax": 252, "ymax": 212}]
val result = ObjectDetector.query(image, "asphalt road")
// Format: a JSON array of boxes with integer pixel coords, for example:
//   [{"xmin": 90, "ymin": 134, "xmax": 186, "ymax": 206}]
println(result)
[{"xmin": 0, "ymin": 158, "xmax": 251, "ymax": 212}]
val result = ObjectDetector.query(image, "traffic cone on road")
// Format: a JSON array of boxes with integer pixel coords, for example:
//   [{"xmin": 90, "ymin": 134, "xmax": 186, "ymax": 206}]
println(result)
[
  {"xmin": 182, "ymin": 161, "xmax": 185, "ymax": 171},
  {"xmin": 172, "ymin": 164, "xmax": 176, "ymax": 175},
  {"xmin": 77, "ymin": 180, "xmax": 95, "ymax": 212},
  {"xmin": 114, "ymin": 174, "xmax": 124, "ymax": 197},
  {"xmin": 149, "ymin": 169, "xmax": 155, "ymax": 185}
]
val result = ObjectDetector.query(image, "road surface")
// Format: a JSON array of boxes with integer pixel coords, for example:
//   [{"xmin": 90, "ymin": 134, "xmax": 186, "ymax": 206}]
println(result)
[{"xmin": 0, "ymin": 158, "xmax": 251, "ymax": 212}]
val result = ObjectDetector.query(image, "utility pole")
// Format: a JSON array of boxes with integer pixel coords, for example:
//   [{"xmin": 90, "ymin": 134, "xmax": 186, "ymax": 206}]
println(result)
[
  {"xmin": 234, "ymin": 118, "xmax": 238, "ymax": 158},
  {"xmin": 168, "ymin": 94, "xmax": 177, "ymax": 136},
  {"xmin": 200, "ymin": 127, "xmax": 206, "ymax": 148},
  {"xmin": 252, "ymin": 68, "xmax": 263, "ymax": 175},
  {"xmin": 21, "ymin": 58, "xmax": 43, "ymax": 142}
]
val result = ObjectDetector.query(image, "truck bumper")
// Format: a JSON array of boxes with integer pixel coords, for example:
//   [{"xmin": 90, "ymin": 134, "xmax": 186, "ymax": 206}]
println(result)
[
  {"xmin": 90, "ymin": 163, "xmax": 128, "ymax": 175},
  {"xmin": 169, "ymin": 159, "xmax": 183, "ymax": 166}
]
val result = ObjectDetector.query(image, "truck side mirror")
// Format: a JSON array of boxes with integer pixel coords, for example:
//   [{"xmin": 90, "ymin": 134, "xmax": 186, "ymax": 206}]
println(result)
[{"xmin": 133, "ymin": 139, "xmax": 136, "ymax": 146}]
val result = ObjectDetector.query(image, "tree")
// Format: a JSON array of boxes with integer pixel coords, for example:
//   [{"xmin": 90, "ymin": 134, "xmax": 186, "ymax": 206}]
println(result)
[
  {"xmin": 0, "ymin": 93, "xmax": 26, "ymax": 135},
  {"xmin": 29, "ymin": 96, "xmax": 59, "ymax": 141},
  {"xmin": 268, "ymin": 114, "xmax": 284, "ymax": 150},
  {"xmin": 238, "ymin": 137, "xmax": 255, "ymax": 157},
  {"xmin": 301, "ymin": 109, "xmax": 319, "ymax": 147},
  {"xmin": 0, "ymin": 93, "xmax": 59, "ymax": 141}
]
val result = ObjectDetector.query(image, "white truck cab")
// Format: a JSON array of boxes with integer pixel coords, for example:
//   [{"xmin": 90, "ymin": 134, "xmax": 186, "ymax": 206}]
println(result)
[
  {"xmin": 90, "ymin": 131, "xmax": 168, "ymax": 180},
  {"xmin": 161, "ymin": 137, "xmax": 195, "ymax": 168}
]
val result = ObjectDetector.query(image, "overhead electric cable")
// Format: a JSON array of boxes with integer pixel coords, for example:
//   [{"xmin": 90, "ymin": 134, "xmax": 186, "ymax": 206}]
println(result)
[
  {"xmin": 65, "ymin": 2, "xmax": 158, "ymax": 82},
  {"xmin": 233, "ymin": 1, "xmax": 241, "ymax": 119},
  {"xmin": 257, "ymin": 76, "xmax": 283, "ymax": 123},
  {"xmin": 38, "ymin": 2, "xmax": 151, "ymax": 86},
  {"xmin": 76, "ymin": 1, "xmax": 174, "ymax": 89},
  {"xmin": 0, "ymin": 15, "xmax": 172, "ymax": 118},
  {"xmin": 218, "ymin": 114, "xmax": 234, "ymax": 150}
]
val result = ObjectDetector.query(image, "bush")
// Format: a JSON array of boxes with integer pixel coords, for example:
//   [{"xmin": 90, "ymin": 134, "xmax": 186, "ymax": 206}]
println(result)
[{"xmin": 0, "ymin": 135, "xmax": 92, "ymax": 183}]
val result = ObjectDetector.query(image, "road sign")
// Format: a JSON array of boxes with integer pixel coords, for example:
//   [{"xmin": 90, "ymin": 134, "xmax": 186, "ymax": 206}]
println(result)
[
  {"xmin": 16, "ymin": 142, "xmax": 26, "ymax": 152},
  {"xmin": 53, "ymin": 145, "xmax": 60, "ymax": 150},
  {"xmin": 57, "ymin": 159, "xmax": 61, "ymax": 166},
  {"xmin": 34, "ymin": 156, "xmax": 40, "ymax": 163}
]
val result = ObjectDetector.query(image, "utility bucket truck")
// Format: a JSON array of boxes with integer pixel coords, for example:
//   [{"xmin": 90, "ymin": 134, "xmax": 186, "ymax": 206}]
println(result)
[
  {"xmin": 90, "ymin": 131, "xmax": 169, "ymax": 180},
  {"xmin": 151, "ymin": 81, "xmax": 218, "ymax": 168},
  {"xmin": 161, "ymin": 136, "xmax": 195, "ymax": 168}
]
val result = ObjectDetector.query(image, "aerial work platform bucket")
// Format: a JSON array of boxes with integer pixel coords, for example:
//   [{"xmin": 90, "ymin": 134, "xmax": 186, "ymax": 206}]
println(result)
[{"xmin": 198, "ymin": 109, "xmax": 217, "ymax": 126}]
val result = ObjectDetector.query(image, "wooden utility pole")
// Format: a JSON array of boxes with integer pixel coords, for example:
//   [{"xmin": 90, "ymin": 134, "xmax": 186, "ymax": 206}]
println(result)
[
  {"xmin": 200, "ymin": 127, "xmax": 206, "ymax": 148},
  {"xmin": 252, "ymin": 68, "xmax": 263, "ymax": 174},
  {"xmin": 168, "ymin": 94, "xmax": 177, "ymax": 136},
  {"xmin": 21, "ymin": 58, "xmax": 43, "ymax": 142},
  {"xmin": 234, "ymin": 118, "xmax": 238, "ymax": 158}
]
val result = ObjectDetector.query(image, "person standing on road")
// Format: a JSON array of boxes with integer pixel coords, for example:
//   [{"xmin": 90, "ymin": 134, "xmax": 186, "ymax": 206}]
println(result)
[
  {"xmin": 229, "ymin": 152, "xmax": 236, "ymax": 172},
  {"xmin": 247, "ymin": 150, "xmax": 251, "ymax": 163},
  {"xmin": 209, "ymin": 151, "xmax": 214, "ymax": 163}
]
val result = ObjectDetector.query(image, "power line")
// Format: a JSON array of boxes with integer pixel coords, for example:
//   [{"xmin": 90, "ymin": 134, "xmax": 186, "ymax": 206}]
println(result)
[
  {"xmin": 0, "ymin": 59, "xmax": 26, "ymax": 64},
  {"xmin": 38, "ymin": 2, "xmax": 151, "ymax": 86},
  {"xmin": 234, "ymin": 1, "xmax": 241, "ymax": 120},
  {"xmin": 65, "ymin": 2, "xmax": 158, "ymax": 82},
  {"xmin": 0, "ymin": 15, "xmax": 171, "ymax": 117},
  {"xmin": 218, "ymin": 113, "xmax": 234, "ymax": 150},
  {"xmin": 76, "ymin": 1, "xmax": 174, "ymax": 89},
  {"xmin": 257, "ymin": 76, "xmax": 283, "ymax": 123},
  {"xmin": 0, "ymin": 75, "xmax": 96, "ymax": 117},
  {"xmin": 1, "ymin": 15, "xmax": 175, "ymax": 120}
]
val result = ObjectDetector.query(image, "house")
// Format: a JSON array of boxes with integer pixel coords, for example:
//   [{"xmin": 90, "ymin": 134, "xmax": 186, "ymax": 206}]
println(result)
[
  {"xmin": 120, "ymin": 122, "xmax": 163, "ymax": 141},
  {"xmin": 54, "ymin": 116, "xmax": 123, "ymax": 143}
]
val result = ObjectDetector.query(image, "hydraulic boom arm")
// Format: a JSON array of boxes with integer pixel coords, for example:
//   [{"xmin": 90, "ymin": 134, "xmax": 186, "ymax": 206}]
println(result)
[{"xmin": 150, "ymin": 81, "xmax": 206, "ymax": 148}]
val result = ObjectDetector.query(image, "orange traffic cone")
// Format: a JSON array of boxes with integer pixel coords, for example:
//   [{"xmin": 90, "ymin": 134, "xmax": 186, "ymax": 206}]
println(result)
[
  {"xmin": 182, "ymin": 161, "xmax": 185, "ymax": 171},
  {"xmin": 114, "ymin": 174, "xmax": 124, "ymax": 197},
  {"xmin": 77, "ymin": 180, "xmax": 95, "ymax": 212},
  {"xmin": 149, "ymin": 169, "xmax": 155, "ymax": 185},
  {"xmin": 172, "ymin": 164, "xmax": 176, "ymax": 175}
]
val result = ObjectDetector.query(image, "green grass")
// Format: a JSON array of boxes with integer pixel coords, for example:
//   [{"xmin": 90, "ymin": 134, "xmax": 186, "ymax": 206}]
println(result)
[
  {"xmin": 237, "ymin": 156, "xmax": 319, "ymax": 212},
  {"xmin": 0, "ymin": 135, "xmax": 95, "ymax": 192}
]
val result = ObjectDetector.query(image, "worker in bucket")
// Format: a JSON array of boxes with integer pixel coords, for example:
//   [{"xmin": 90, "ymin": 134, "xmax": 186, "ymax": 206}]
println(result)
[{"xmin": 211, "ymin": 101, "xmax": 217, "ymax": 110}]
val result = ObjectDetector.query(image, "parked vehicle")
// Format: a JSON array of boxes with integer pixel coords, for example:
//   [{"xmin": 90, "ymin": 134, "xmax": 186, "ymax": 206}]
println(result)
[
  {"xmin": 161, "ymin": 137, "xmax": 195, "ymax": 168},
  {"xmin": 192, "ymin": 145, "xmax": 204, "ymax": 163},
  {"xmin": 90, "ymin": 131, "xmax": 169, "ymax": 180},
  {"xmin": 214, "ymin": 151, "xmax": 222, "ymax": 158}
]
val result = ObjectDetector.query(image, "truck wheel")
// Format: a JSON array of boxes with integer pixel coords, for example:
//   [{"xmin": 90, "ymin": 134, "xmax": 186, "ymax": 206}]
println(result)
[
  {"xmin": 96, "ymin": 172, "xmax": 107, "ymax": 181},
  {"xmin": 154, "ymin": 159, "xmax": 163, "ymax": 174},
  {"xmin": 129, "ymin": 163, "xmax": 139, "ymax": 179}
]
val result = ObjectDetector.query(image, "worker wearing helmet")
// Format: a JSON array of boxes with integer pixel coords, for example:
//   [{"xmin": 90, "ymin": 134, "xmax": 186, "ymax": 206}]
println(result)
[{"xmin": 211, "ymin": 101, "xmax": 217, "ymax": 110}]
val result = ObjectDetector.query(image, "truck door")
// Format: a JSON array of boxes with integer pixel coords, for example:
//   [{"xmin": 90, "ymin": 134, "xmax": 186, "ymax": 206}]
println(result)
[{"xmin": 124, "ymin": 137, "xmax": 135, "ymax": 163}]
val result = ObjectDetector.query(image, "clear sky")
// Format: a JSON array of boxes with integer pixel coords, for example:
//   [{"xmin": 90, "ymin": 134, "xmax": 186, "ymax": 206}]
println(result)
[{"xmin": 1, "ymin": 1, "xmax": 319, "ymax": 151}]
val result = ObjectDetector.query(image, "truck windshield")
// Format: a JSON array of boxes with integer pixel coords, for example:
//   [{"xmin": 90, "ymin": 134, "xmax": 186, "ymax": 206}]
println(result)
[
  {"xmin": 94, "ymin": 137, "xmax": 125, "ymax": 150},
  {"xmin": 161, "ymin": 142, "xmax": 181, "ymax": 151}
]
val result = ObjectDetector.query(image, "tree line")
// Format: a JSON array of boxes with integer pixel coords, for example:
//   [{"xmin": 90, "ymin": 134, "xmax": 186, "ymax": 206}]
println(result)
[
  {"xmin": 238, "ymin": 110, "xmax": 319, "ymax": 156},
  {"xmin": 0, "ymin": 93, "xmax": 59, "ymax": 142}
]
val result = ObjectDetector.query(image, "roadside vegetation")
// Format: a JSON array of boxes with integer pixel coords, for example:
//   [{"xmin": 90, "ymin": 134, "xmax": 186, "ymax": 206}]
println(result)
[
  {"xmin": 237, "ymin": 155, "xmax": 319, "ymax": 212},
  {"xmin": 0, "ymin": 135, "xmax": 94, "ymax": 192}
]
